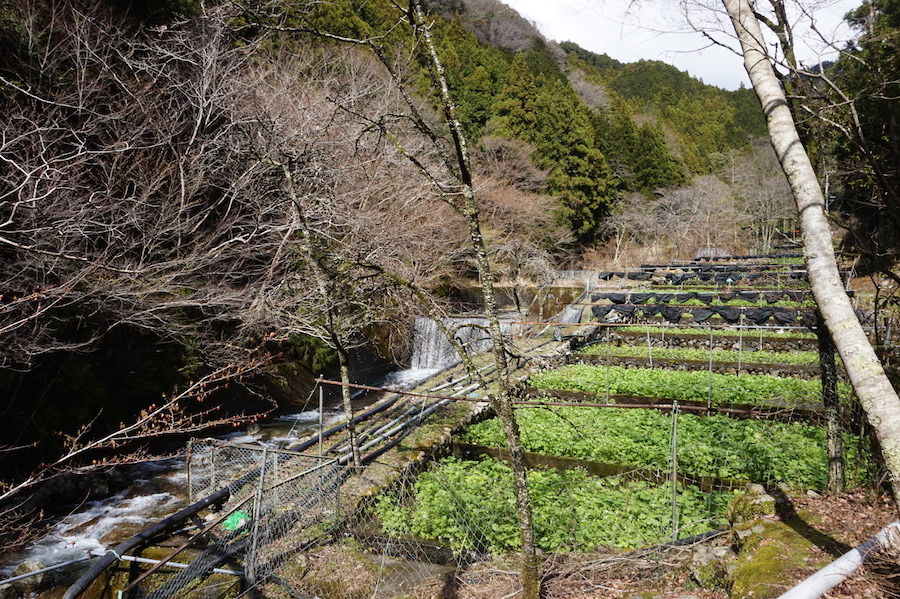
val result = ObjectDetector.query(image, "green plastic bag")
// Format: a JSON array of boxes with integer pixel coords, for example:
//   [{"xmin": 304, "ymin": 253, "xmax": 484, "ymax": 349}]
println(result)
[{"xmin": 222, "ymin": 510, "xmax": 251, "ymax": 531}]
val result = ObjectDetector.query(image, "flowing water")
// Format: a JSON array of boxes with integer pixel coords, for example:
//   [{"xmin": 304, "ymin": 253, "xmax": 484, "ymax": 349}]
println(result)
[
  {"xmin": 0, "ymin": 314, "xmax": 517, "ymax": 581},
  {"xmin": 407, "ymin": 315, "xmax": 520, "ymax": 371},
  {"xmin": 0, "ymin": 410, "xmax": 341, "ymax": 579}
]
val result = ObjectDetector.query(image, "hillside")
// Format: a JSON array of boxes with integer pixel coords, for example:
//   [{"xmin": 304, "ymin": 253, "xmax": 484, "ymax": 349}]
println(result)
[{"xmin": 560, "ymin": 41, "xmax": 768, "ymax": 173}]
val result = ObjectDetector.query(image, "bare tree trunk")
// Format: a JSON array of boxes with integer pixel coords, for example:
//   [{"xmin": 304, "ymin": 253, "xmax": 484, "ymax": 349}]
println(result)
[
  {"xmin": 335, "ymin": 342, "xmax": 361, "ymax": 468},
  {"xmin": 410, "ymin": 3, "xmax": 541, "ymax": 595},
  {"xmin": 724, "ymin": 0, "xmax": 900, "ymax": 510},
  {"xmin": 281, "ymin": 164, "xmax": 360, "ymax": 468}
]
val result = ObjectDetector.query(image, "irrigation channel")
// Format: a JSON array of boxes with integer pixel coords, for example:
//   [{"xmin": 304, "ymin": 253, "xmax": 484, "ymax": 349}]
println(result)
[{"xmin": 4, "ymin": 254, "xmax": 873, "ymax": 599}]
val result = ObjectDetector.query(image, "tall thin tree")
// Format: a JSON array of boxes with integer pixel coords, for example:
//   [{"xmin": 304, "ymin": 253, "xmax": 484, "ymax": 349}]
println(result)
[{"xmin": 723, "ymin": 0, "xmax": 900, "ymax": 509}]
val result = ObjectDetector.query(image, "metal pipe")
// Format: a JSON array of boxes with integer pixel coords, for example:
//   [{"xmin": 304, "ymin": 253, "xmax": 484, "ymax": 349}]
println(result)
[
  {"xmin": 0, "ymin": 556, "xmax": 91, "ymax": 586},
  {"xmin": 88, "ymin": 552, "xmax": 243, "ymax": 577},
  {"xmin": 63, "ymin": 476, "xmax": 237, "ymax": 599},
  {"xmin": 777, "ymin": 521, "xmax": 900, "ymax": 599}
]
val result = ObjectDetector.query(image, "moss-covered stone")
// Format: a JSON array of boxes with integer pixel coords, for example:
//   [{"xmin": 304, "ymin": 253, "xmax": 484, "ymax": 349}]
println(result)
[
  {"xmin": 690, "ymin": 544, "xmax": 735, "ymax": 592},
  {"xmin": 280, "ymin": 543, "xmax": 377, "ymax": 599},
  {"xmin": 726, "ymin": 484, "xmax": 777, "ymax": 525},
  {"xmin": 729, "ymin": 516, "xmax": 830, "ymax": 599}
]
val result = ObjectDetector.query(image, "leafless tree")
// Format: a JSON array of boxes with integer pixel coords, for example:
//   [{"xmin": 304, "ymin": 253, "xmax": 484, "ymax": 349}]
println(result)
[
  {"xmin": 601, "ymin": 175, "xmax": 745, "ymax": 262},
  {"xmin": 239, "ymin": 2, "xmax": 545, "ymax": 593}
]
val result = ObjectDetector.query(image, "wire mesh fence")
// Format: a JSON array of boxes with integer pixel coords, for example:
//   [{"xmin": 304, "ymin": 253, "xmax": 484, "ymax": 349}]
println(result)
[
  {"xmin": 117, "ymin": 440, "xmax": 340, "ymax": 599},
  {"xmin": 255, "ymin": 451, "xmax": 733, "ymax": 599}
]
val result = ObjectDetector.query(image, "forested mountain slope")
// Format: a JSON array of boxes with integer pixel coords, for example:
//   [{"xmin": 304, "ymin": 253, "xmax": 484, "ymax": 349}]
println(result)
[{"xmin": 560, "ymin": 41, "xmax": 767, "ymax": 174}]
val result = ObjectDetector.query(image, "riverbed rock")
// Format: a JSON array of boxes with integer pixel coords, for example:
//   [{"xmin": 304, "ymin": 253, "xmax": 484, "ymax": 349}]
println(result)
[
  {"xmin": 13, "ymin": 560, "xmax": 47, "ymax": 587},
  {"xmin": 36, "ymin": 586, "xmax": 66, "ymax": 599}
]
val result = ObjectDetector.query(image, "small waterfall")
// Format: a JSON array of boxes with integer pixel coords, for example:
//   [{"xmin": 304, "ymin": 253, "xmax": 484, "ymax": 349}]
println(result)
[
  {"xmin": 409, "ymin": 316, "xmax": 517, "ymax": 371},
  {"xmin": 410, "ymin": 316, "xmax": 469, "ymax": 370}
]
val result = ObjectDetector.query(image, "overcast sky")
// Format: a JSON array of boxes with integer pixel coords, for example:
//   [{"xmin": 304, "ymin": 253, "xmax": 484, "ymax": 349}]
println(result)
[{"xmin": 499, "ymin": 0, "xmax": 860, "ymax": 90}]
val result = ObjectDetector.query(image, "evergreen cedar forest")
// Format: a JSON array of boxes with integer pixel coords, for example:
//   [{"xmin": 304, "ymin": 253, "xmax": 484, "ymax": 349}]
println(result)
[{"xmin": 1, "ymin": 0, "xmax": 899, "ymax": 549}]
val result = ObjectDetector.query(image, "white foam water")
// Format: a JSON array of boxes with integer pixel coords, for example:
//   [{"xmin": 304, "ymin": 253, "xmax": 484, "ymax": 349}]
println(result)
[
  {"xmin": 1, "ymin": 491, "xmax": 182, "ymax": 576},
  {"xmin": 273, "ymin": 409, "xmax": 327, "ymax": 423},
  {"xmin": 383, "ymin": 367, "xmax": 440, "ymax": 389}
]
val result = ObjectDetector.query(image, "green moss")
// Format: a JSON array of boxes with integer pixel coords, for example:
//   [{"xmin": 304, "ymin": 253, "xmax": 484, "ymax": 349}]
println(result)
[
  {"xmin": 695, "ymin": 562, "xmax": 730, "ymax": 590},
  {"xmin": 297, "ymin": 543, "xmax": 378, "ymax": 599},
  {"xmin": 730, "ymin": 517, "xmax": 830, "ymax": 598},
  {"xmin": 726, "ymin": 488, "xmax": 777, "ymax": 524}
]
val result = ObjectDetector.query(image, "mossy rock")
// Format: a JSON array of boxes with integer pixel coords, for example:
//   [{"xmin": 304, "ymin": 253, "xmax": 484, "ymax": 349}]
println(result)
[
  {"xmin": 726, "ymin": 485, "xmax": 777, "ymax": 524},
  {"xmin": 730, "ymin": 516, "xmax": 830, "ymax": 599},
  {"xmin": 690, "ymin": 543, "xmax": 735, "ymax": 592}
]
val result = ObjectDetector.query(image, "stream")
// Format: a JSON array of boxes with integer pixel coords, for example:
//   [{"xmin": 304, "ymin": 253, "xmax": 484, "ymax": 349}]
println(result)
[
  {"xmin": 0, "ymin": 410, "xmax": 342, "ymax": 580},
  {"xmin": 0, "ymin": 313, "xmax": 522, "ymax": 588}
]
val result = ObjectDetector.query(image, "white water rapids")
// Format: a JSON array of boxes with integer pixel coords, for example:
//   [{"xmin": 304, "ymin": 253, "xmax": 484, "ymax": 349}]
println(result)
[{"xmin": 0, "ymin": 411, "xmax": 339, "ymax": 579}]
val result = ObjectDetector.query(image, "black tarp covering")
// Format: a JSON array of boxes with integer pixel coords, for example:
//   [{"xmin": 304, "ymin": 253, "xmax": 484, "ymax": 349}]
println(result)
[
  {"xmin": 592, "ymin": 305, "xmax": 613, "ymax": 319},
  {"xmin": 655, "ymin": 293, "xmax": 674, "ymax": 303},
  {"xmin": 642, "ymin": 305, "xmax": 662, "ymax": 317},
  {"xmin": 764, "ymin": 292, "xmax": 782, "ymax": 304},
  {"xmin": 676, "ymin": 292, "xmax": 697, "ymax": 302},
  {"xmin": 802, "ymin": 311, "xmax": 819, "ymax": 330},
  {"xmin": 744, "ymin": 308, "xmax": 774, "ymax": 325},
  {"xmin": 715, "ymin": 273, "xmax": 741, "ymax": 284},
  {"xmin": 715, "ymin": 306, "xmax": 741, "ymax": 323},
  {"xmin": 660, "ymin": 305, "xmax": 682, "ymax": 323},
  {"xmin": 691, "ymin": 308, "xmax": 715, "ymax": 323},
  {"xmin": 627, "ymin": 272, "xmax": 654, "ymax": 280},
  {"xmin": 613, "ymin": 304, "xmax": 636, "ymax": 316},
  {"xmin": 773, "ymin": 309, "xmax": 797, "ymax": 325},
  {"xmin": 630, "ymin": 293, "xmax": 653, "ymax": 304},
  {"xmin": 737, "ymin": 291, "xmax": 759, "ymax": 302},
  {"xmin": 696, "ymin": 293, "xmax": 714, "ymax": 304},
  {"xmin": 607, "ymin": 293, "xmax": 627, "ymax": 304}
]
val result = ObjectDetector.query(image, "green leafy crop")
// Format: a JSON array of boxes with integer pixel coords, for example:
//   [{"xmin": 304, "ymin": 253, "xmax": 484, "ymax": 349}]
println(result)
[
  {"xmin": 527, "ymin": 364, "xmax": 843, "ymax": 407},
  {"xmin": 461, "ymin": 407, "xmax": 869, "ymax": 491},
  {"xmin": 374, "ymin": 457, "xmax": 736, "ymax": 554},
  {"xmin": 578, "ymin": 344, "xmax": 823, "ymax": 366}
]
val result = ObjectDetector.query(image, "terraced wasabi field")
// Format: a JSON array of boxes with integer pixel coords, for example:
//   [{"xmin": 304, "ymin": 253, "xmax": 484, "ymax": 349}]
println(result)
[{"xmin": 372, "ymin": 258, "xmax": 866, "ymax": 557}]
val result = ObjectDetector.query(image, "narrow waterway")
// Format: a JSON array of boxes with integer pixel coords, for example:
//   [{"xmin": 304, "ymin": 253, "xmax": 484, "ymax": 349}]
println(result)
[
  {"xmin": 0, "ymin": 314, "xmax": 479, "ymax": 581},
  {"xmin": 0, "ymin": 410, "xmax": 342, "ymax": 579}
]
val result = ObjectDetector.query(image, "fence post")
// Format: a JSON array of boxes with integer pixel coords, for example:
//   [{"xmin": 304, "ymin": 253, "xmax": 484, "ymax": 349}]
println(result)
[
  {"xmin": 319, "ymin": 384, "xmax": 326, "ymax": 493},
  {"xmin": 246, "ymin": 446, "xmax": 269, "ymax": 585},
  {"xmin": 707, "ymin": 327, "xmax": 714, "ymax": 411},
  {"xmin": 605, "ymin": 329, "xmax": 611, "ymax": 402},
  {"xmin": 210, "ymin": 443, "xmax": 218, "ymax": 498},
  {"xmin": 186, "ymin": 439, "xmax": 194, "ymax": 503},
  {"xmin": 670, "ymin": 401, "xmax": 679, "ymax": 542}
]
